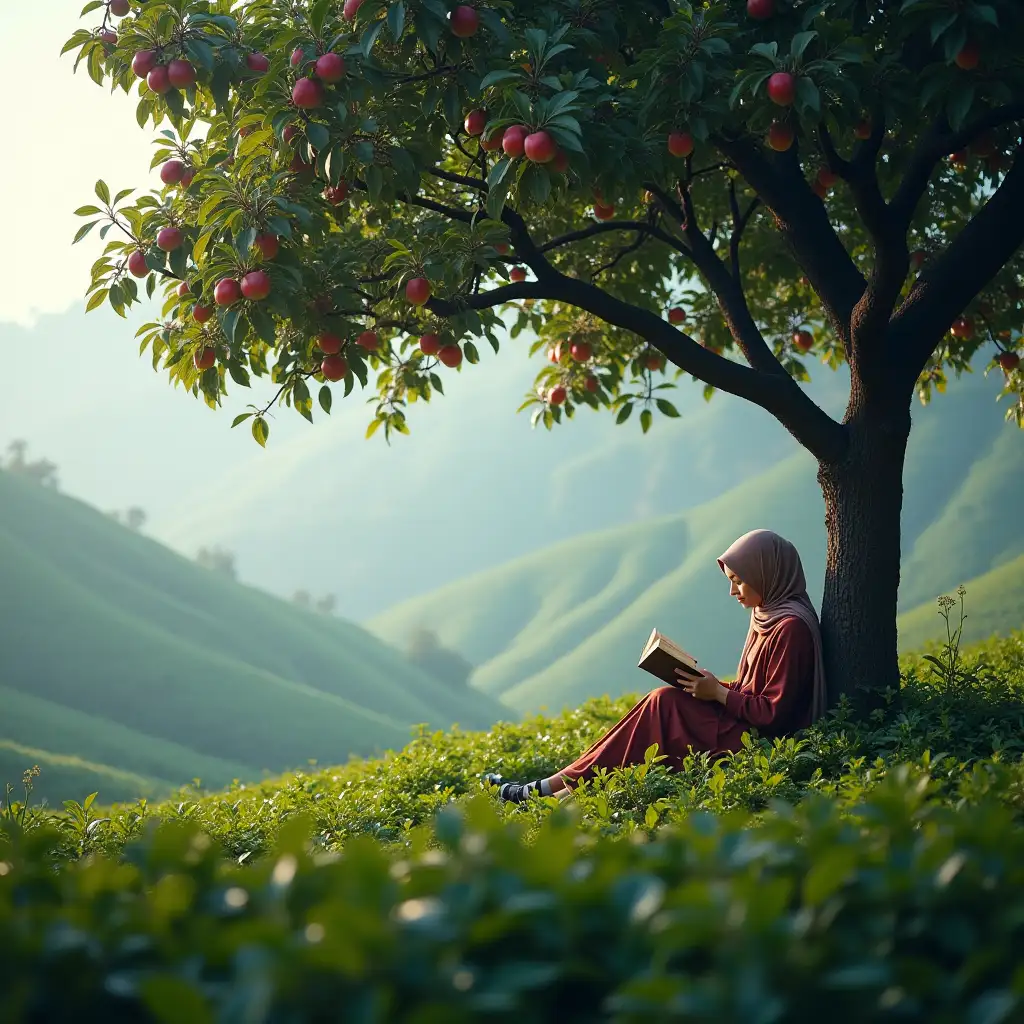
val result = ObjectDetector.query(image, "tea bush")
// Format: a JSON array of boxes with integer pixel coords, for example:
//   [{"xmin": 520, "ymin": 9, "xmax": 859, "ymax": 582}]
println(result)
[{"xmin": 2, "ymin": 626, "xmax": 1024, "ymax": 1021}]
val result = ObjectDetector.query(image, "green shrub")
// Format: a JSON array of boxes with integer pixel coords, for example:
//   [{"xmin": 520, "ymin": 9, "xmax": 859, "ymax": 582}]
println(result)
[{"xmin": 3, "ymin": 629, "xmax": 1024, "ymax": 1020}]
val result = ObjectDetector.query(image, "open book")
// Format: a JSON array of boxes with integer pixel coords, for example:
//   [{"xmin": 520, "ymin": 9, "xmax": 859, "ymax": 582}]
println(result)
[{"xmin": 638, "ymin": 628, "xmax": 701, "ymax": 687}]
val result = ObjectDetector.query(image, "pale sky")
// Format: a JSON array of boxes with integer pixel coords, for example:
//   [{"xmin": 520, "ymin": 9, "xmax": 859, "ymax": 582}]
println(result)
[{"xmin": 0, "ymin": 0, "xmax": 161, "ymax": 325}]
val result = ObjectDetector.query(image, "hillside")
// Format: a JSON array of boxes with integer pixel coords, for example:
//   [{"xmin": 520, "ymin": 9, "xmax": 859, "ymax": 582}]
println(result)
[
  {"xmin": 369, "ymin": 367, "xmax": 1024, "ymax": 714},
  {"xmin": 0, "ymin": 470, "xmax": 510, "ymax": 804}
]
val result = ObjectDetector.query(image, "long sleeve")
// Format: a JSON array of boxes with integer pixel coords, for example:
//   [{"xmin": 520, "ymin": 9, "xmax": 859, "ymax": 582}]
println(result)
[{"xmin": 723, "ymin": 618, "xmax": 814, "ymax": 730}]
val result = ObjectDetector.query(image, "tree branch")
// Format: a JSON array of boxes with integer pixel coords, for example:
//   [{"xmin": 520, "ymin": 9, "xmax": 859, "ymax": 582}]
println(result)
[
  {"xmin": 714, "ymin": 134, "xmax": 867, "ymax": 349},
  {"xmin": 890, "ymin": 102, "xmax": 1024, "ymax": 230},
  {"xmin": 425, "ymin": 166, "xmax": 488, "ymax": 191},
  {"xmin": 892, "ymin": 144, "xmax": 1024, "ymax": 386},
  {"xmin": 538, "ymin": 218, "xmax": 684, "ymax": 255}
]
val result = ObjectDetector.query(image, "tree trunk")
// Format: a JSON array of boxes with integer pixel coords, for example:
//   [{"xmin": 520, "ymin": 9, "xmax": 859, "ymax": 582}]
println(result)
[{"xmin": 817, "ymin": 400, "xmax": 911, "ymax": 714}]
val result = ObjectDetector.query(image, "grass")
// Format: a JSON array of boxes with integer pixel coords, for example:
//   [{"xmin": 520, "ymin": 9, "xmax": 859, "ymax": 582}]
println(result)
[{"xmin": 0, "ymin": 470, "xmax": 510, "ymax": 806}]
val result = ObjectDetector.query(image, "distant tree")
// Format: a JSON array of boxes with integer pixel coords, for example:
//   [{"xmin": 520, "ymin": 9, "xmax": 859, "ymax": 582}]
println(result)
[
  {"xmin": 196, "ymin": 545, "xmax": 238, "ymax": 580},
  {"xmin": 124, "ymin": 507, "xmax": 147, "ymax": 531},
  {"xmin": 3, "ymin": 440, "xmax": 59, "ymax": 490},
  {"xmin": 314, "ymin": 593, "xmax": 337, "ymax": 615},
  {"xmin": 292, "ymin": 589, "xmax": 311, "ymax": 609},
  {"xmin": 293, "ymin": 590, "xmax": 337, "ymax": 615},
  {"xmin": 406, "ymin": 628, "xmax": 474, "ymax": 689}
]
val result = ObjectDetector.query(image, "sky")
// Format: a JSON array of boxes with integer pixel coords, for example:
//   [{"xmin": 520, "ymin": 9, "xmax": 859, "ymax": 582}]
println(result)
[{"xmin": 0, "ymin": 0, "xmax": 161, "ymax": 325}]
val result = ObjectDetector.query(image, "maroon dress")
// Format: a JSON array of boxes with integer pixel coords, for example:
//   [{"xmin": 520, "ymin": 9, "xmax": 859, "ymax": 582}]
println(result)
[{"xmin": 557, "ymin": 616, "xmax": 816, "ymax": 786}]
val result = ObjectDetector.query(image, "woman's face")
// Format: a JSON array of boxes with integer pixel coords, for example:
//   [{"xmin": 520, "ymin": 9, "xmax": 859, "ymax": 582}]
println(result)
[{"xmin": 723, "ymin": 565, "xmax": 762, "ymax": 609}]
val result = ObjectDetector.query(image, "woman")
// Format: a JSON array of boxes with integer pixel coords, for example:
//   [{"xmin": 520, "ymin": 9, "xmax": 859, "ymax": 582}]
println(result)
[{"xmin": 486, "ymin": 529, "xmax": 827, "ymax": 803}]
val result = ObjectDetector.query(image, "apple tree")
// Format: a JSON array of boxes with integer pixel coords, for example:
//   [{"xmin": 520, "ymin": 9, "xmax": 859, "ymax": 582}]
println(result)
[{"xmin": 64, "ymin": 0, "xmax": 1024, "ymax": 711}]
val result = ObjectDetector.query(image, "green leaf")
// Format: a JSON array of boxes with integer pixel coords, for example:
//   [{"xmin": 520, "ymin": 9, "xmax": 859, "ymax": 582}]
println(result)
[
  {"xmin": 479, "ymin": 69, "xmax": 523, "ymax": 90},
  {"xmin": 252, "ymin": 416, "xmax": 269, "ymax": 447},
  {"xmin": 615, "ymin": 403, "xmax": 633, "ymax": 425},
  {"xmin": 94, "ymin": 179, "xmax": 110, "ymax": 204},
  {"xmin": 388, "ymin": 1, "xmax": 406, "ymax": 40},
  {"xmin": 74, "ymin": 204, "xmax": 102, "ymax": 216},
  {"xmin": 306, "ymin": 122, "xmax": 331, "ymax": 151},
  {"xmin": 486, "ymin": 157, "xmax": 514, "ymax": 220},
  {"xmin": 790, "ymin": 31, "xmax": 818, "ymax": 62},
  {"xmin": 749, "ymin": 41, "xmax": 779, "ymax": 62},
  {"xmin": 73, "ymin": 221, "xmax": 100, "ymax": 244},
  {"xmin": 365, "ymin": 165, "xmax": 384, "ymax": 201},
  {"xmin": 655, "ymin": 398, "xmax": 680, "ymax": 417},
  {"xmin": 85, "ymin": 288, "xmax": 108, "ymax": 312},
  {"xmin": 318, "ymin": 385, "xmax": 332, "ymax": 414},
  {"xmin": 795, "ymin": 77, "xmax": 821, "ymax": 115},
  {"xmin": 231, "ymin": 412, "xmax": 253, "ymax": 428},
  {"xmin": 946, "ymin": 84, "xmax": 975, "ymax": 131},
  {"xmin": 464, "ymin": 341, "xmax": 480, "ymax": 364},
  {"xmin": 640, "ymin": 408, "xmax": 653, "ymax": 433}
]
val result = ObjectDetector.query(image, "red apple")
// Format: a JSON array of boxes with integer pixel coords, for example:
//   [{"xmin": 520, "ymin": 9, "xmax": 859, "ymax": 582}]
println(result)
[
  {"xmin": 793, "ymin": 329, "xmax": 814, "ymax": 351},
  {"xmin": 584, "ymin": 374, "xmax": 599, "ymax": 393},
  {"xmin": 316, "ymin": 52, "xmax": 346, "ymax": 83},
  {"xmin": 495, "ymin": 243, "xmax": 510, "ymax": 255},
  {"xmin": 180, "ymin": 167, "xmax": 195, "ymax": 188},
  {"xmin": 160, "ymin": 159, "xmax": 185, "ymax": 185},
  {"xmin": 998, "ymin": 351, "xmax": 1020, "ymax": 371},
  {"xmin": 241, "ymin": 270, "xmax": 271, "ymax": 300},
  {"xmin": 247, "ymin": 52, "xmax": 270, "ymax": 73},
  {"xmin": 289, "ymin": 153, "xmax": 312, "ymax": 174},
  {"xmin": 747, "ymin": 0, "xmax": 774, "ymax": 18},
  {"xmin": 343, "ymin": 0, "xmax": 366, "ymax": 19},
  {"xmin": 854, "ymin": 119, "xmax": 872, "ymax": 140},
  {"xmin": 438, "ymin": 344, "xmax": 463, "ymax": 367},
  {"xmin": 481, "ymin": 130, "xmax": 503, "ymax": 152},
  {"xmin": 668, "ymin": 307, "xmax": 686, "ymax": 325},
  {"xmin": 167, "ymin": 59, "xmax": 196, "ymax": 89},
  {"xmin": 127, "ymin": 250, "xmax": 149, "ymax": 277},
  {"xmin": 156, "ymin": 226, "xmax": 183, "ymax": 251},
  {"xmin": 524, "ymin": 130, "xmax": 556, "ymax": 163},
  {"xmin": 667, "ymin": 131, "xmax": 694, "ymax": 158},
  {"xmin": 290, "ymin": 47, "xmax": 306, "ymax": 68},
  {"xmin": 910, "ymin": 250, "xmax": 926, "ymax": 271},
  {"xmin": 99, "ymin": 30, "xmax": 117, "ymax": 45},
  {"xmin": 109, "ymin": 0, "xmax": 130, "ymax": 16},
  {"xmin": 282, "ymin": 124, "xmax": 298, "ymax": 144},
  {"xmin": 950, "ymin": 316, "xmax": 974, "ymax": 339},
  {"xmin": 147, "ymin": 66, "xmax": 171, "ymax": 94},
  {"xmin": 254, "ymin": 233, "xmax": 279, "ymax": 260},
  {"xmin": 464, "ymin": 109, "xmax": 487, "ymax": 136},
  {"xmin": 356, "ymin": 330, "xmax": 379, "ymax": 350},
  {"xmin": 192, "ymin": 303, "xmax": 213, "ymax": 323},
  {"xmin": 321, "ymin": 354, "xmax": 348, "ymax": 381},
  {"xmin": 510, "ymin": 267, "xmax": 526, "ymax": 282},
  {"xmin": 406, "ymin": 277, "xmax": 431, "ymax": 305},
  {"xmin": 419, "ymin": 333, "xmax": 441, "ymax": 355},
  {"xmin": 970, "ymin": 132, "xmax": 997, "ymax": 158},
  {"xmin": 548, "ymin": 385, "xmax": 567, "ymax": 406},
  {"xmin": 324, "ymin": 182, "xmax": 349, "ymax": 204},
  {"xmin": 955, "ymin": 41, "xmax": 980, "ymax": 70},
  {"xmin": 593, "ymin": 202, "xmax": 615, "ymax": 220},
  {"xmin": 646, "ymin": 353, "xmax": 665, "ymax": 371},
  {"xmin": 450, "ymin": 5, "xmax": 479, "ymax": 37},
  {"xmin": 767, "ymin": 121, "xmax": 794, "ymax": 152},
  {"xmin": 810, "ymin": 178, "xmax": 827, "ymax": 199},
  {"xmin": 318, "ymin": 332, "xmax": 343, "ymax": 354},
  {"xmin": 194, "ymin": 346, "xmax": 216, "ymax": 370},
  {"xmin": 177, "ymin": 281, "xmax": 190, "ymax": 298},
  {"xmin": 570, "ymin": 340, "xmax": 592, "ymax": 362},
  {"xmin": 502, "ymin": 125, "xmax": 529, "ymax": 159},
  {"xmin": 950, "ymin": 150, "xmax": 968, "ymax": 169},
  {"xmin": 767, "ymin": 72, "xmax": 796, "ymax": 107},
  {"xmin": 214, "ymin": 277, "xmax": 242, "ymax": 306},
  {"xmin": 817, "ymin": 166, "xmax": 838, "ymax": 188},
  {"xmin": 292, "ymin": 78, "xmax": 323, "ymax": 109},
  {"xmin": 551, "ymin": 149, "xmax": 569, "ymax": 173},
  {"xmin": 132, "ymin": 50, "xmax": 156, "ymax": 78}
]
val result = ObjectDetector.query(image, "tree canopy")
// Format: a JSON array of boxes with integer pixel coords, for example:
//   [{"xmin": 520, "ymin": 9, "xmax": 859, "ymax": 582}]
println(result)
[{"xmin": 63, "ymin": 0, "xmax": 1023, "ymax": 453}]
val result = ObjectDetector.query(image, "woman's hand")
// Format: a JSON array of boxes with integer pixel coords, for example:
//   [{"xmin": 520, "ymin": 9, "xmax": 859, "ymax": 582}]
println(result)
[{"xmin": 675, "ymin": 667, "xmax": 729, "ymax": 704}]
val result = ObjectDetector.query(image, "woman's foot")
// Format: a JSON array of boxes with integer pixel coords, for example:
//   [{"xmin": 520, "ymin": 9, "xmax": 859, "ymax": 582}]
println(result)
[{"xmin": 482, "ymin": 772, "xmax": 549, "ymax": 803}]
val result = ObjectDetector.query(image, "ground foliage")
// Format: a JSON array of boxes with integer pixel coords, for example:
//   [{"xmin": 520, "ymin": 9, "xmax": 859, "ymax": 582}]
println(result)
[{"xmin": 3, "ymin": 627, "xmax": 1024, "ymax": 1020}]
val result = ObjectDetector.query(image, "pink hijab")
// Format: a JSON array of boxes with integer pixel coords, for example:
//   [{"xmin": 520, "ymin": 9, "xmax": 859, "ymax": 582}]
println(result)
[{"xmin": 717, "ymin": 529, "xmax": 827, "ymax": 722}]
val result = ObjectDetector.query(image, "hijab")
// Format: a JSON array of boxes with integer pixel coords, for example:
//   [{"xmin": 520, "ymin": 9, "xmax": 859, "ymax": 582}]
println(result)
[{"xmin": 717, "ymin": 529, "xmax": 827, "ymax": 722}]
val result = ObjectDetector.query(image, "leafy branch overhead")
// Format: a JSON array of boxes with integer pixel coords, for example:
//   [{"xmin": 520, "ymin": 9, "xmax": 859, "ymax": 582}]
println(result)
[{"xmin": 65, "ymin": 0, "xmax": 1024, "ymax": 447}]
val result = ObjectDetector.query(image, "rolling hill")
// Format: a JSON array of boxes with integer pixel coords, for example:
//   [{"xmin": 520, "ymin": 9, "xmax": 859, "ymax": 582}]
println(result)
[
  {"xmin": 368, "ymin": 366, "xmax": 1024, "ymax": 714},
  {"xmin": 0, "ymin": 470, "xmax": 510, "ymax": 805}
]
